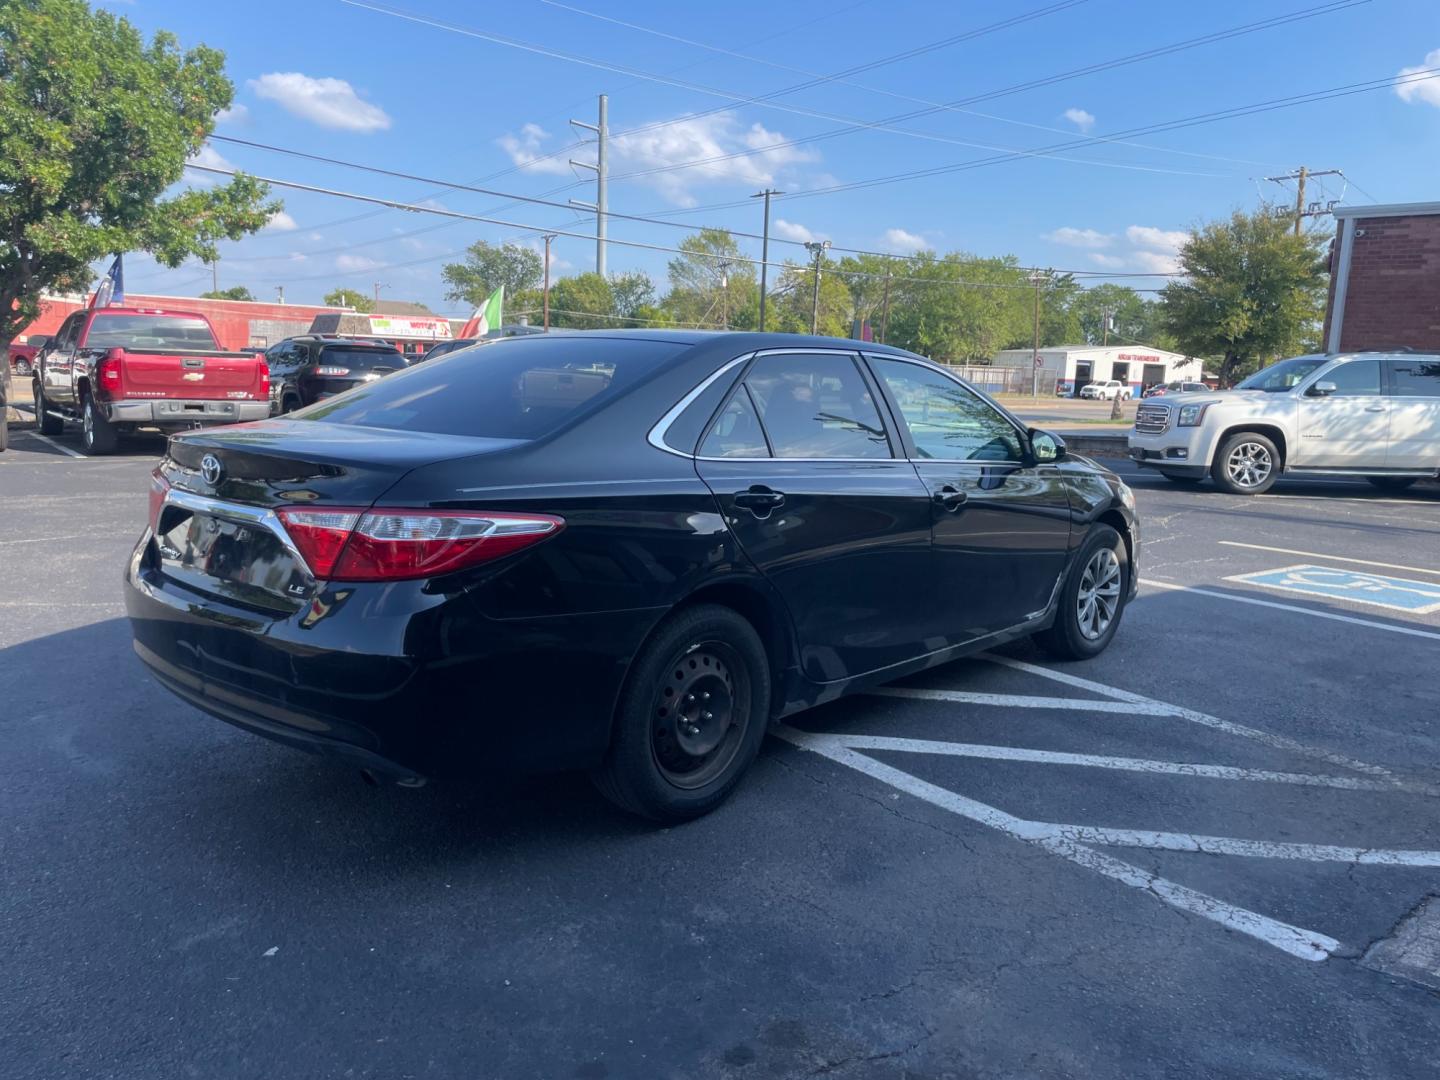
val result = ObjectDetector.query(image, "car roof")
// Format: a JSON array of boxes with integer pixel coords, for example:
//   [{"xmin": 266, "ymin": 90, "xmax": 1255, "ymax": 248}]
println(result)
[{"xmin": 486, "ymin": 328, "xmax": 928, "ymax": 361}]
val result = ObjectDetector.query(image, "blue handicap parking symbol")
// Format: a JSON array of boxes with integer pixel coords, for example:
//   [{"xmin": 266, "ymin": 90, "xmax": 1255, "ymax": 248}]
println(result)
[{"xmin": 1227, "ymin": 564, "xmax": 1440, "ymax": 614}]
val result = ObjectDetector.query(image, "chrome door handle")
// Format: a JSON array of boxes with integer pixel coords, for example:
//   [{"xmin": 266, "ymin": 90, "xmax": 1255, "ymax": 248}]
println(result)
[
  {"xmin": 933, "ymin": 485, "xmax": 968, "ymax": 512},
  {"xmin": 1364, "ymin": 405, "xmax": 1387, "ymax": 412}
]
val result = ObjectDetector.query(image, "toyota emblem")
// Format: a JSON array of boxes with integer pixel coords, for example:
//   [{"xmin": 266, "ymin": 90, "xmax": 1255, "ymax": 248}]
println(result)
[{"xmin": 200, "ymin": 454, "xmax": 224, "ymax": 486}]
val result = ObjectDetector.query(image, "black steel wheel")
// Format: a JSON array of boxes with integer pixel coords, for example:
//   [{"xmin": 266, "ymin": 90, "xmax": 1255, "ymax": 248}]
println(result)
[{"xmin": 593, "ymin": 604, "xmax": 770, "ymax": 822}]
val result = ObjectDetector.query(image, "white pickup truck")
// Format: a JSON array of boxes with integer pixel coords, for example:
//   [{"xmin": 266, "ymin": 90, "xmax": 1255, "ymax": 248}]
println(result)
[
  {"xmin": 1080, "ymin": 379, "xmax": 1133, "ymax": 401},
  {"xmin": 1127, "ymin": 351, "xmax": 1440, "ymax": 494}
]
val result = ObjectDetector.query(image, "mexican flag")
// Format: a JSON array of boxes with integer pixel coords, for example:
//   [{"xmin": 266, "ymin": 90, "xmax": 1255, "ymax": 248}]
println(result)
[{"xmin": 458, "ymin": 286, "xmax": 503, "ymax": 339}]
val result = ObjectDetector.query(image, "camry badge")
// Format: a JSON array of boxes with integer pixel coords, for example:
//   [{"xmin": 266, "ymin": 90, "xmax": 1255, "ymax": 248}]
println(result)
[{"xmin": 200, "ymin": 454, "xmax": 224, "ymax": 486}]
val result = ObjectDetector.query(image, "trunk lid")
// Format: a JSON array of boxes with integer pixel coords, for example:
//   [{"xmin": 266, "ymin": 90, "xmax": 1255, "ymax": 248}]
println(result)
[
  {"xmin": 118, "ymin": 348, "xmax": 265, "ymax": 399},
  {"xmin": 153, "ymin": 420, "xmax": 525, "ymax": 610}
]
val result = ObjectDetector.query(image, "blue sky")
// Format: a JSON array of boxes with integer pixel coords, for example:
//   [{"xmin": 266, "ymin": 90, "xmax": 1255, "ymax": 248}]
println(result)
[{"xmin": 106, "ymin": 0, "xmax": 1440, "ymax": 315}]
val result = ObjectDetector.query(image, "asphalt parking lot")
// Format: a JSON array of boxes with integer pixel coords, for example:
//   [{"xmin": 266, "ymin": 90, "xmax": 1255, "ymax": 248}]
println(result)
[{"xmin": 4, "ymin": 426, "xmax": 1440, "ymax": 1080}]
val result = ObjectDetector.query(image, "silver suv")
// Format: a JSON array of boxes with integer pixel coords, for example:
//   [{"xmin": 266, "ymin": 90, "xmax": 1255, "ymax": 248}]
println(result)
[{"xmin": 1128, "ymin": 352, "xmax": 1440, "ymax": 494}]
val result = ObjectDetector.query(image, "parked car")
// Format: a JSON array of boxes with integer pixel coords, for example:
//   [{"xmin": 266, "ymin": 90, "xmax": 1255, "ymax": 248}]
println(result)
[
  {"xmin": 9, "ymin": 334, "xmax": 49, "ymax": 376},
  {"xmin": 126, "ymin": 331, "xmax": 1139, "ymax": 821},
  {"xmin": 1142, "ymin": 381, "xmax": 1211, "ymax": 399},
  {"xmin": 266, "ymin": 336, "xmax": 408, "ymax": 413},
  {"xmin": 419, "ymin": 325, "xmax": 546, "ymax": 363},
  {"xmin": 1128, "ymin": 351, "xmax": 1440, "ymax": 493},
  {"xmin": 33, "ymin": 307, "xmax": 270, "ymax": 455},
  {"xmin": 1079, "ymin": 380, "xmax": 1133, "ymax": 401},
  {"xmin": 416, "ymin": 337, "xmax": 478, "ymax": 362}
]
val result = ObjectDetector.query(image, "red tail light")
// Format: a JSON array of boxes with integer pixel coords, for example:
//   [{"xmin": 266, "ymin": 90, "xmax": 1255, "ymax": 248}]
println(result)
[
  {"xmin": 276, "ymin": 508, "xmax": 564, "ymax": 581},
  {"xmin": 148, "ymin": 471, "xmax": 171, "ymax": 531},
  {"xmin": 257, "ymin": 359, "xmax": 270, "ymax": 400},
  {"xmin": 98, "ymin": 349, "xmax": 123, "ymax": 397}
]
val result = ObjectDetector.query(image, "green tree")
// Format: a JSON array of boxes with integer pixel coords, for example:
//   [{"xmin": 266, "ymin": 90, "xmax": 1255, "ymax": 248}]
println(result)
[
  {"xmin": 768, "ymin": 259, "xmax": 853, "ymax": 337},
  {"xmin": 885, "ymin": 254, "xmax": 1030, "ymax": 361},
  {"xmin": 836, "ymin": 252, "xmax": 905, "ymax": 333},
  {"xmin": 323, "ymin": 287, "xmax": 372, "ymax": 312},
  {"xmin": 200, "ymin": 285, "xmax": 254, "ymax": 301},
  {"xmin": 0, "ymin": 0, "xmax": 277, "ymax": 349},
  {"xmin": 663, "ymin": 228, "xmax": 755, "ymax": 328},
  {"xmin": 440, "ymin": 240, "xmax": 542, "ymax": 307},
  {"xmin": 609, "ymin": 270, "xmax": 656, "ymax": 326},
  {"xmin": 1158, "ymin": 207, "xmax": 1327, "ymax": 385},
  {"xmin": 549, "ymin": 273, "xmax": 615, "ymax": 329}
]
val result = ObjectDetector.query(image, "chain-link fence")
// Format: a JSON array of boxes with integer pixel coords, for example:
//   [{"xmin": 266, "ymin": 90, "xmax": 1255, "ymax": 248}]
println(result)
[{"xmin": 938, "ymin": 363, "xmax": 1057, "ymax": 396}]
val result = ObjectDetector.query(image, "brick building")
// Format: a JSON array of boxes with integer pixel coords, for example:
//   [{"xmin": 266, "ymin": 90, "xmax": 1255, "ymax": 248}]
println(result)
[
  {"xmin": 1323, "ymin": 202, "xmax": 1440, "ymax": 353},
  {"xmin": 17, "ymin": 293, "xmax": 346, "ymax": 351}
]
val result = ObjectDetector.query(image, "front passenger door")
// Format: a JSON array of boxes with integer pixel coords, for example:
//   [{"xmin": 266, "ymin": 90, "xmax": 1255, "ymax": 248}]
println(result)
[
  {"xmin": 867, "ymin": 356, "xmax": 1073, "ymax": 644},
  {"xmin": 1295, "ymin": 359, "xmax": 1388, "ymax": 468},
  {"xmin": 693, "ymin": 350, "xmax": 934, "ymax": 684}
]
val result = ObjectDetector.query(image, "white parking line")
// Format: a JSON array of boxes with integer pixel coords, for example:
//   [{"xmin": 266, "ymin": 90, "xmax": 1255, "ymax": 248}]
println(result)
[
  {"xmin": 1217, "ymin": 541, "xmax": 1440, "ymax": 578},
  {"xmin": 1140, "ymin": 578, "xmax": 1440, "ymax": 642},
  {"xmin": 831, "ymin": 734, "xmax": 1398, "ymax": 791},
  {"xmin": 778, "ymin": 728, "xmax": 1342, "ymax": 961},
  {"xmin": 21, "ymin": 431, "xmax": 83, "ymax": 459},
  {"xmin": 1045, "ymin": 823, "xmax": 1440, "ymax": 867},
  {"xmin": 868, "ymin": 687, "xmax": 1177, "ymax": 715}
]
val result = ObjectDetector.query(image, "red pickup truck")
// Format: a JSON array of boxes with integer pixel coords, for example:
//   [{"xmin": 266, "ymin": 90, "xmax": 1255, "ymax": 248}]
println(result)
[{"xmin": 33, "ymin": 307, "xmax": 270, "ymax": 455}]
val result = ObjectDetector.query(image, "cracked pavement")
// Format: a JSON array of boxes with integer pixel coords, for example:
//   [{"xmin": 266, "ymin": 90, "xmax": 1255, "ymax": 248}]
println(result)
[{"xmin": 3, "ymin": 440, "xmax": 1440, "ymax": 1079}]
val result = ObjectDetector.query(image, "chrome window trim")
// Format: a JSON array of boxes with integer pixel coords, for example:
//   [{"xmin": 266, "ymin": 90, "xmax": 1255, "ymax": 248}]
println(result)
[
  {"xmin": 649, "ymin": 346, "xmax": 899, "ymax": 462},
  {"xmin": 162, "ymin": 488, "xmax": 315, "ymax": 578},
  {"xmin": 863, "ymin": 352, "xmax": 1035, "ymax": 466}
]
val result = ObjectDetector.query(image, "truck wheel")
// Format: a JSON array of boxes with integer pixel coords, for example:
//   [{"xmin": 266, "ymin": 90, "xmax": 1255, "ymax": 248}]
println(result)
[
  {"xmin": 80, "ymin": 393, "xmax": 117, "ymax": 455},
  {"xmin": 591, "ymin": 604, "xmax": 771, "ymax": 822},
  {"xmin": 34, "ymin": 381, "xmax": 65, "ymax": 436},
  {"xmin": 1034, "ymin": 523, "xmax": 1130, "ymax": 661},
  {"xmin": 1211, "ymin": 431, "xmax": 1280, "ymax": 495},
  {"xmin": 1366, "ymin": 476, "xmax": 1417, "ymax": 492}
]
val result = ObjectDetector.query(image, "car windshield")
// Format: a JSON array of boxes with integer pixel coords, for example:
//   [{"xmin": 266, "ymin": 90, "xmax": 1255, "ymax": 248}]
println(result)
[
  {"xmin": 317, "ymin": 346, "xmax": 405, "ymax": 372},
  {"xmin": 84, "ymin": 314, "xmax": 219, "ymax": 351},
  {"xmin": 1235, "ymin": 355, "xmax": 1326, "ymax": 392},
  {"xmin": 295, "ymin": 336, "xmax": 687, "ymax": 439}
]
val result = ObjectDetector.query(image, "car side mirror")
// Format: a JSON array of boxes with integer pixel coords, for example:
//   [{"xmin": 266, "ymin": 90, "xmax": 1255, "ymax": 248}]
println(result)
[
  {"xmin": 1029, "ymin": 428, "xmax": 1067, "ymax": 464},
  {"xmin": 1308, "ymin": 380, "xmax": 1338, "ymax": 397}
]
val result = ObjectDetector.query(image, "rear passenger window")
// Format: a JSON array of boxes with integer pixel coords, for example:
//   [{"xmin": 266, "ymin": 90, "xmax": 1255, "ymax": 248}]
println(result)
[
  {"xmin": 1323, "ymin": 360, "xmax": 1380, "ymax": 396},
  {"xmin": 1387, "ymin": 358, "xmax": 1440, "ymax": 397},
  {"xmin": 700, "ymin": 387, "xmax": 768, "ymax": 458},
  {"xmin": 742, "ymin": 352, "xmax": 891, "ymax": 459}
]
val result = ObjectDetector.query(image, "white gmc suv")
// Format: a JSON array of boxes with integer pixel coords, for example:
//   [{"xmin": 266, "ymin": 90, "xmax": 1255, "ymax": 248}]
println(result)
[{"xmin": 1128, "ymin": 351, "xmax": 1440, "ymax": 494}]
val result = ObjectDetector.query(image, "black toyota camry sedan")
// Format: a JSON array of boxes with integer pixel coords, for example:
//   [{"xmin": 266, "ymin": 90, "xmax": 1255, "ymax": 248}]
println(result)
[{"xmin": 125, "ymin": 331, "xmax": 1139, "ymax": 820}]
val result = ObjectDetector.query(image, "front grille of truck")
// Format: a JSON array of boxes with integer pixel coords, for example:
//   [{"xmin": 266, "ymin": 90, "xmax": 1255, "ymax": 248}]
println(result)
[{"xmin": 1134, "ymin": 404, "xmax": 1171, "ymax": 434}]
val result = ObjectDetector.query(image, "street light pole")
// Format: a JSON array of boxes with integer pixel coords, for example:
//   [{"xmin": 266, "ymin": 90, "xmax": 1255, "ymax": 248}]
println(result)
[
  {"xmin": 542, "ymin": 234, "xmax": 556, "ymax": 330},
  {"xmin": 1028, "ymin": 269, "xmax": 1048, "ymax": 399},
  {"xmin": 751, "ymin": 189, "xmax": 782, "ymax": 331},
  {"xmin": 804, "ymin": 240, "xmax": 830, "ymax": 335}
]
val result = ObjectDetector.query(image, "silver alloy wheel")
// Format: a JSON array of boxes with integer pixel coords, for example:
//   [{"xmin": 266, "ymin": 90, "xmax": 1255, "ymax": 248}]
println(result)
[
  {"xmin": 82, "ymin": 398, "xmax": 94, "ymax": 444},
  {"xmin": 1225, "ymin": 440, "xmax": 1273, "ymax": 489},
  {"xmin": 1077, "ymin": 546, "xmax": 1122, "ymax": 641}
]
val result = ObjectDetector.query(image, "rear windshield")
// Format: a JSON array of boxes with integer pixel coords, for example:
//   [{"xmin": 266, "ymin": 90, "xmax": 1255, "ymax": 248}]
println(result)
[
  {"xmin": 317, "ymin": 346, "xmax": 405, "ymax": 372},
  {"xmin": 84, "ymin": 314, "xmax": 218, "ymax": 351},
  {"xmin": 296, "ymin": 336, "xmax": 687, "ymax": 438}
]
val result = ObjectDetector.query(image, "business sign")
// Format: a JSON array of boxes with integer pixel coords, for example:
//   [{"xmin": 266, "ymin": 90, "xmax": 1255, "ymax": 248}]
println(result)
[
  {"xmin": 367, "ymin": 315, "xmax": 453, "ymax": 340},
  {"xmin": 1117, "ymin": 352, "xmax": 1160, "ymax": 364}
]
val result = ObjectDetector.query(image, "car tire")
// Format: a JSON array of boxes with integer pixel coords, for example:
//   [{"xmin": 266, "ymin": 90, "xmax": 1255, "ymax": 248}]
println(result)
[
  {"xmin": 1158, "ymin": 470, "xmax": 1203, "ymax": 485},
  {"xmin": 34, "ymin": 381, "xmax": 64, "ymax": 436},
  {"xmin": 80, "ymin": 392, "xmax": 117, "ymax": 455},
  {"xmin": 282, "ymin": 394, "xmax": 300, "ymax": 414},
  {"xmin": 13, "ymin": 358, "xmax": 31, "ymax": 377},
  {"xmin": 1211, "ymin": 431, "xmax": 1280, "ymax": 495},
  {"xmin": 1366, "ymin": 476, "xmax": 1418, "ymax": 492},
  {"xmin": 1034, "ymin": 523, "xmax": 1129, "ymax": 661},
  {"xmin": 592, "ymin": 603, "xmax": 771, "ymax": 822}
]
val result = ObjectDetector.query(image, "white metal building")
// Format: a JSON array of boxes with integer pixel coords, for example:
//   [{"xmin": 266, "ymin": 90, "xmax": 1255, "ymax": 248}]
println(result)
[{"xmin": 991, "ymin": 344, "xmax": 1202, "ymax": 397}]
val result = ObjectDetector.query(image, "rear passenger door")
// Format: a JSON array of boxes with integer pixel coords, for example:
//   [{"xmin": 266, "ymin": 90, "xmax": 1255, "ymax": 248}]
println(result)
[
  {"xmin": 693, "ymin": 349, "xmax": 934, "ymax": 684},
  {"xmin": 866, "ymin": 356, "xmax": 1073, "ymax": 644},
  {"xmin": 1384, "ymin": 357, "xmax": 1440, "ymax": 470}
]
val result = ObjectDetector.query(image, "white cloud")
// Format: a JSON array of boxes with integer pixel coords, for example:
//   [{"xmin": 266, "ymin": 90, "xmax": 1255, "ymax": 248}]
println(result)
[
  {"xmin": 1125, "ymin": 225, "xmax": 1188, "ymax": 254},
  {"xmin": 287, "ymin": 252, "xmax": 308, "ymax": 263},
  {"xmin": 250, "ymin": 73, "xmax": 391, "ymax": 133},
  {"xmin": 1044, "ymin": 226, "xmax": 1113, "ymax": 249},
  {"xmin": 773, "ymin": 219, "xmax": 825, "ymax": 243},
  {"xmin": 1397, "ymin": 48, "xmax": 1440, "ymax": 108},
  {"xmin": 1088, "ymin": 253, "xmax": 1127, "ymax": 269},
  {"xmin": 497, "ymin": 123, "xmax": 572, "ymax": 175},
  {"xmin": 1130, "ymin": 250, "xmax": 1182, "ymax": 274},
  {"xmin": 880, "ymin": 227, "xmax": 928, "ymax": 253},
  {"xmin": 335, "ymin": 253, "xmax": 384, "ymax": 273},
  {"xmin": 264, "ymin": 211, "xmax": 298, "ymax": 232},
  {"xmin": 1063, "ymin": 107, "xmax": 1096, "ymax": 133},
  {"xmin": 307, "ymin": 232, "xmax": 324, "ymax": 242},
  {"xmin": 185, "ymin": 145, "xmax": 233, "ymax": 185},
  {"xmin": 216, "ymin": 104, "xmax": 249, "ymax": 125}
]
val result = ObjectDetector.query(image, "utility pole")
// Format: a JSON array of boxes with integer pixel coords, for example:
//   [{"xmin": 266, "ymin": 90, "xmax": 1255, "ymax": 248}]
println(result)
[
  {"xmin": 751, "ymin": 189, "xmax": 782, "ymax": 331},
  {"xmin": 542, "ymin": 234, "xmax": 556, "ymax": 330},
  {"xmin": 569, "ymin": 94, "xmax": 608, "ymax": 276},
  {"xmin": 717, "ymin": 259, "xmax": 732, "ymax": 330},
  {"xmin": 879, "ymin": 268, "xmax": 893, "ymax": 344},
  {"xmin": 373, "ymin": 281, "xmax": 383, "ymax": 305},
  {"xmin": 211, "ymin": 260, "xmax": 218, "ymax": 294},
  {"xmin": 804, "ymin": 240, "xmax": 831, "ymax": 336},
  {"xmin": 1263, "ymin": 167, "xmax": 1343, "ymax": 234},
  {"xmin": 275, "ymin": 285, "xmax": 285, "ymax": 305},
  {"xmin": 1101, "ymin": 306, "xmax": 1112, "ymax": 347},
  {"xmin": 1028, "ymin": 269, "xmax": 1049, "ymax": 399}
]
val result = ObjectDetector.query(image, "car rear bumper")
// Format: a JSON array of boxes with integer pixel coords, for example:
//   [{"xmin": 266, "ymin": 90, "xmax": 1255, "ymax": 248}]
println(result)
[
  {"xmin": 123, "ymin": 533, "xmax": 663, "ymax": 780},
  {"xmin": 107, "ymin": 398, "xmax": 271, "ymax": 425}
]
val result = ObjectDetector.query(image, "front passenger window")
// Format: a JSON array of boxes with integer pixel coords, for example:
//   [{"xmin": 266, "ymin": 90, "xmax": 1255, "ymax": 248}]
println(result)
[
  {"xmin": 869, "ymin": 357, "xmax": 1024, "ymax": 462},
  {"xmin": 1320, "ymin": 360, "xmax": 1380, "ymax": 396}
]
